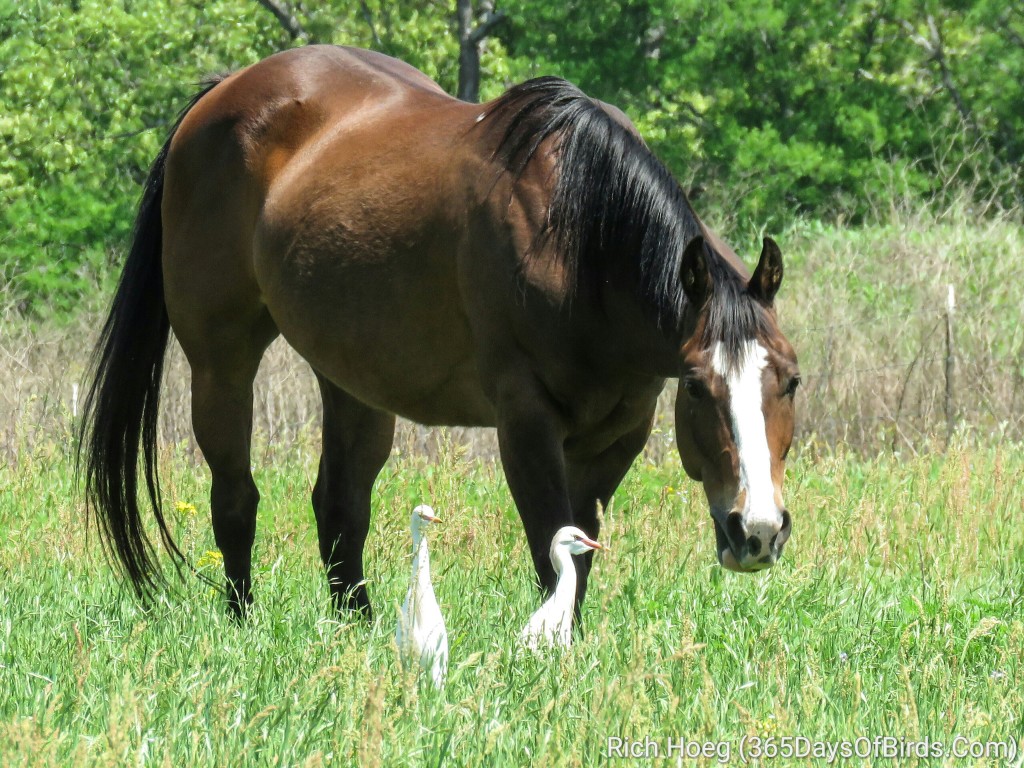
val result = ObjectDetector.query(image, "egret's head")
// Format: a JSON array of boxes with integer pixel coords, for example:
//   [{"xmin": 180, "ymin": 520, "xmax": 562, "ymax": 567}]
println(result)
[
  {"xmin": 411, "ymin": 504, "xmax": 441, "ymax": 539},
  {"xmin": 550, "ymin": 526, "xmax": 604, "ymax": 560}
]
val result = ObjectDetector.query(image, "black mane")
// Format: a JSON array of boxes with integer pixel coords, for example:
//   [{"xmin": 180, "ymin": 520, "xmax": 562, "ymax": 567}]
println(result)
[{"xmin": 484, "ymin": 76, "xmax": 768, "ymax": 360}]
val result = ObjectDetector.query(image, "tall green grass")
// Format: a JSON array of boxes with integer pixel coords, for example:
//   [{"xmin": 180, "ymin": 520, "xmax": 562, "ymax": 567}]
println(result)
[{"xmin": 1, "ymin": 437, "xmax": 1021, "ymax": 766}]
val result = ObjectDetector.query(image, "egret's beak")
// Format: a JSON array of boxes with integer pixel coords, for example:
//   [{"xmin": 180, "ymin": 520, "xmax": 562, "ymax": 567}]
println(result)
[
  {"xmin": 581, "ymin": 535, "xmax": 605, "ymax": 551},
  {"xmin": 421, "ymin": 513, "xmax": 441, "ymax": 524}
]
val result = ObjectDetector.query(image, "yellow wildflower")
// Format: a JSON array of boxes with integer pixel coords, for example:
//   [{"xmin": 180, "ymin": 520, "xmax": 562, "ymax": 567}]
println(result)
[
  {"xmin": 175, "ymin": 501, "xmax": 197, "ymax": 516},
  {"xmin": 197, "ymin": 550, "xmax": 223, "ymax": 569}
]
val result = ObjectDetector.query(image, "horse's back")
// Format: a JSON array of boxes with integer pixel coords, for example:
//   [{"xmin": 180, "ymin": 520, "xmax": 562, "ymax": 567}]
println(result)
[
  {"xmin": 162, "ymin": 46, "xmax": 497, "ymax": 425},
  {"xmin": 167, "ymin": 46, "xmax": 455, "ymax": 203}
]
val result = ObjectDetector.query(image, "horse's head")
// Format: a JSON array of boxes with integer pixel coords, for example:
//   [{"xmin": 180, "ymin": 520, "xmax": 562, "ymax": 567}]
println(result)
[{"xmin": 673, "ymin": 235, "xmax": 799, "ymax": 572}]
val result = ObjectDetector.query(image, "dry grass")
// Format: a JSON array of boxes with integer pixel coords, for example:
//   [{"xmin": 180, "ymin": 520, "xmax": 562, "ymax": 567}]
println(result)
[
  {"xmin": 0, "ymin": 322, "xmax": 500, "ymax": 465},
  {"xmin": 774, "ymin": 201, "xmax": 1024, "ymax": 450}
]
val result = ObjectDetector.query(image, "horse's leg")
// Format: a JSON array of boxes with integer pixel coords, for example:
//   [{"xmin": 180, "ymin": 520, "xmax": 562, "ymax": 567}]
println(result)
[
  {"xmin": 312, "ymin": 374, "xmax": 395, "ymax": 618},
  {"xmin": 566, "ymin": 411, "xmax": 656, "ymax": 613},
  {"xmin": 187, "ymin": 319, "xmax": 277, "ymax": 618},
  {"xmin": 494, "ymin": 375, "xmax": 574, "ymax": 596}
]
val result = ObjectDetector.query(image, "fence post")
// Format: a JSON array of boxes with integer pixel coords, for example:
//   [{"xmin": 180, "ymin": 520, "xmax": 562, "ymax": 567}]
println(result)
[{"xmin": 944, "ymin": 284, "xmax": 956, "ymax": 447}]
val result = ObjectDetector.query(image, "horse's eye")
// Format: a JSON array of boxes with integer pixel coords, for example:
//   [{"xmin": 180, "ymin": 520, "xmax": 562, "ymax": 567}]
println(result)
[
  {"xmin": 684, "ymin": 378, "xmax": 707, "ymax": 400},
  {"xmin": 784, "ymin": 375, "xmax": 801, "ymax": 398}
]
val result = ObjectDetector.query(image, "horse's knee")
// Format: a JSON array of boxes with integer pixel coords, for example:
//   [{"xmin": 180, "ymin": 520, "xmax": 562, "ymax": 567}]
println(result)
[{"xmin": 211, "ymin": 474, "xmax": 258, "ymax": 531}]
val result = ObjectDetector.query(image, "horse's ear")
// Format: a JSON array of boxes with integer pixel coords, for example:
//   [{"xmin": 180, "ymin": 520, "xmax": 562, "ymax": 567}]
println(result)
[
  {"xmin": 749, "ymin": 236, "xmax": 783, "ymax": 306},
  {"xmin": 680, "ymin": 236, "xmax": 712, "ymax": 308}
]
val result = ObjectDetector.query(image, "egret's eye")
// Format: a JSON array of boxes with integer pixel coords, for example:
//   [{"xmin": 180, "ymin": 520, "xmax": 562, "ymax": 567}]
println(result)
[
  {"xmin": 683, "ymin": 378, "xmax": 707, "ymax": 400},
  {"xmin": 784, "ymin": 375, "xmax": 801, "ymax": 398}
]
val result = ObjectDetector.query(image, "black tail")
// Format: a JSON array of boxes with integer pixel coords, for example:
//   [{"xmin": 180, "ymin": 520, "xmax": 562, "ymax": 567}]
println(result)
[{"xmin": 78, "ymin": 76, "xmax": 227, "ymax": 598}]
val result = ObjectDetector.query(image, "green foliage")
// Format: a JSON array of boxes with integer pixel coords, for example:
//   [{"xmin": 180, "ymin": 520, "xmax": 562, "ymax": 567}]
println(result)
[
  {"xmin": 1, "ymin": 0, "xmax": 1021, "ymax": 315},
  {"xmin": 498, "ymin": 0, "xmax": 1023, "ymax": 231},
  {"xmin": 0, "ymin": 1, "xmax": 283, "ymax": 314}
]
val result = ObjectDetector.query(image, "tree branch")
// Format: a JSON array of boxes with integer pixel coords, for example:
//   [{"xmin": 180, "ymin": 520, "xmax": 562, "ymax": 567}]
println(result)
[
  {"xmin": 359, "ymin": 1, "xmax": 383, "ymax": 49},
  {"xmin": 255, "ymin": 0, "xmax": 310, "ymax": 43},
  {"xmin": 903, "ymin": 15, "xmax": 977, "ymax": 136},
  {"xmin": 996, "ymin": 9, "xmax": 1024, "ymax": 50},
  {"xmin": 468, "ymin": 10, "xmax": 506, "ymax": 46}
]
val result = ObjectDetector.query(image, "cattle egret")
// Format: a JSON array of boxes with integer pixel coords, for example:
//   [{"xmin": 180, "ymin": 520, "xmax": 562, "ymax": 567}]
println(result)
[
  {"xmin": 520, "ymin": 525, "xmax": 604, "ymax": 650},
  {"xmin": 396, "ymin": 504, "xmax": 448, "ymax": 687}
]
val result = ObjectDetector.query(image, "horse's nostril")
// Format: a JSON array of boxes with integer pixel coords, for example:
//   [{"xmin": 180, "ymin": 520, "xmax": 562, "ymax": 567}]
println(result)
[{"xmin": 770, "ymin": 512, "xmax": 790, "ymax": 552}]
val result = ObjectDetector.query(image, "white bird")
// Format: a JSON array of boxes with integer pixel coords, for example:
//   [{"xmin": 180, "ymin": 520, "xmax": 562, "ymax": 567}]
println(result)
[
  {"xmin": 396, "ymin": 504, "xmax": 448, "ymax": 688},
  {"xmin": 520, "ymin": 525, "xmax": 604, "ymax": 650}
]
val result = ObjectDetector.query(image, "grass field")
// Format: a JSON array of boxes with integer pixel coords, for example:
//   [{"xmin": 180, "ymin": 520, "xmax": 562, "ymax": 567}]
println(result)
[
  {"xmin": 1, "ymin": 433, "xmax": 1021, "ymax": 766},
  {"xmin": 1, "ymin": 202, "xmax": 1022, "ymax": 765}
]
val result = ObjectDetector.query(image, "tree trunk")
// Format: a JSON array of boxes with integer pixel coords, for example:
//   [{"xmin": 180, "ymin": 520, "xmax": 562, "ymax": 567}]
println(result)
[{"xmin": 457, "ymin": 0, "xmax": 506, "ymax": 102}]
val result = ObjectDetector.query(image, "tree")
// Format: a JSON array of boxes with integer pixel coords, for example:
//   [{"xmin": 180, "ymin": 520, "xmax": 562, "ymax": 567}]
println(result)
[
  {"xmin": 457, "ymin": 0, "xmax": 506, "ymax": 102},
  {"xmin": 254, "ymin": 0, "xmax": 312, "ymax": 42},
  {"xmin": 497, "ymin": 0, "xmax": 1023, "ymax": 229},
  {"xmin": 0, "ymin": 0, "xmax": 282, "ymax": 314},
  {"xmin": 2, "ymin": 0, "xmax": 1020, "ymax": 315}
]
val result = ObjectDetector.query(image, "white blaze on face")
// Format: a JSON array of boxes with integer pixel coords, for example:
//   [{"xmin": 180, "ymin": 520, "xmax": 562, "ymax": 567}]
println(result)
[{"xmin": 711, "ymin": 341, "xmax": 779, "ymax": 533}]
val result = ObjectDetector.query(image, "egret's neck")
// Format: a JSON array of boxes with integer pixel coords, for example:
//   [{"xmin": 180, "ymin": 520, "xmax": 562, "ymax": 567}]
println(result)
[
  {"xmin": 411, "ymin": 533, "xmax": 432, "ymax": 589},
  {"xmin": 551, "ymin": 548, "xmax": 578, "ymax": 606}
]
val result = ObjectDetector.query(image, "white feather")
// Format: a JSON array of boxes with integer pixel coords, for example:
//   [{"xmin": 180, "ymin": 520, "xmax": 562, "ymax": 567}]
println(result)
[
  {"xmin": 520, "ymin": 526, "xmax": 603, "ymax": 650},
  {"xmin": 396, "ymin": 505, "xmax": 448, "ymax": 688}
]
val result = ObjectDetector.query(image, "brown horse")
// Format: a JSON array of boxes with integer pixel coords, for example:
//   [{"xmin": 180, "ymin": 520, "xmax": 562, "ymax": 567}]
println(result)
[{"xmin": 81, "ymin": 45, "xmax": 799, "ymax": 619}]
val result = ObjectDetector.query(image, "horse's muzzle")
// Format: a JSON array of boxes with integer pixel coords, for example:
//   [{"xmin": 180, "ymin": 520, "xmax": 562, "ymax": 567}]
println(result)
[{"xmin": 713, "ymin": 509, "xmax": 791, "ymax": 572}]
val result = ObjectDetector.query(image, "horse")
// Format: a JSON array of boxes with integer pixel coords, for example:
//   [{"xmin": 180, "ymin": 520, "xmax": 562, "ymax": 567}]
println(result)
[{"xmin": 80, "ymin": 45, "xmax": 800, "ymax": 620}]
